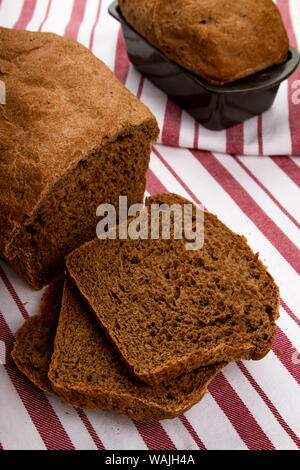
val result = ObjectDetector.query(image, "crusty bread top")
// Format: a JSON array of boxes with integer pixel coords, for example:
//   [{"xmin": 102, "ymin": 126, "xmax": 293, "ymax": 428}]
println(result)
[
  {"xmin": 119, "ymin": 0, "xmax": 289, "ymax": 85},
  {"xmin": 48, "ymin": 279, "xmax": 224, "ymax": 420},
  {"xmin": 66, "ymin": 192, "xmax": 280, "ymax": 385},
  {"xmin": 0, "ymin": 27, "xmax": 158, "ymax": 256}
]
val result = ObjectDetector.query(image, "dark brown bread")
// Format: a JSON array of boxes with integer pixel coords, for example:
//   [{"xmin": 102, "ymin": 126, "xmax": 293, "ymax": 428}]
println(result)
[
  {"xmin": 11, "ymin": 278, "xmax": 64, "ymax": 393},
  {"xmin": 12, "ymin": 277, "xmax": 224, "ymax": 420},
  {"xmin": 0, "ymin": 27, "xmax": 159, "ymax": 290},
  {"xmin": 47, "ymin": 279, "xmax": 224, "ymax": 421},
  {"xmin": 67, "ymin": 193, "xmax": 280, "ymax": 385},
  {"xmin": 119, "ymin": 0, "xmax": 289, "ymax": 85}
]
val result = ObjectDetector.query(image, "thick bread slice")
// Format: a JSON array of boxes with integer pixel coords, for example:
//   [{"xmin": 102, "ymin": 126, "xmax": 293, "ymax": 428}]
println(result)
[
  {"xmin": 119, "ymin": 0, "xmax": 289, "ymax": 85},
  {"xmin": 0, "ymin": 27, "xmax": 158, "ymax": 289},
  {"xmin": 48, "ymin": 279, "xmax": 224, "ymax": 421},
  {"xmin": 11, "ymin": 277, "xmax": 64, "ymax": 393},
  {"xmin": 66, "ymin": 193, "xmax": 279, "ymax": 385}
]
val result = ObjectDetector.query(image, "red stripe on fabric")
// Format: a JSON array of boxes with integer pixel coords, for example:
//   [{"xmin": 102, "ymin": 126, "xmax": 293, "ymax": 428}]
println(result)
[
  {"xmin": 38, "ymin": 0, "xmax": 52, "ymax": 32},
  {"xmin": 13, "ymin": 0, "xmax": 37, "ymax": 29},
  {"xmin": 64, "ymin": 0, "xmax": 87, "ymax": 39},
  {"xmin": 280, "ymin": 298, "xmax": 300, "ymax": 329},
  {"xmin": 277, "ymin": 0, "xmax": 300, "ymax": 156},
  {"xmin": 234, "ymin": 156, "xmax": 300, "ymax": 229},
  {"xmin": 257, "ymin": 115, "xmax": 263, "ymax": 156},
  {"xmin": 237, "ymin": 361, "xmax": 300, "ymax": 448},
  {"xmin": 0, "ymin": 265, "xmax": 28, "ymax": 320},
  {"xmin": 152, "ymin": 146, "xmax": 204, "ymax": 207},
  {"xmin": 273, "ymin": 328, "xmax": 300, "ymax": 387},
  {"xmin": 208, "ymin": 373, "xmax": 275, "ymax": 450},
  {"xmin": 114, "ymin": 27, "xmax": 130, "ymax": 84},
  {"xmin": 133, "ymin": 421, "xmax": 176, "ymax": 450},
  {"xmin": 89, "ymin": 0, "xmax": 102, "ymax": 51},
  {"xmin": 179, "ymin": 415, "xmax": 206, "ymax": 450},
  {"xmin": 146, "ymin": 167, "xmax": 168, "ymax": 195},
  {"xmin": 270, "ymin": 156, "xmax": 300, "ymax": 187},
  {"xmin": 190, "ymin": 149, "xmax": 300, "ymax": 275},
  {"xmin": 161, "ymin": 99, "xmax": 182, "ymax": 147},
  {"xmin": 76, "ymin": 409, "xmax": 105, "ymax": 450},
  {"xmin": 0, "ymin": 313, "xmax": 75, "ymax": 450},
  {"xmin": 226, "ymin": 123, "xmax": 244, "ymax": 156}
]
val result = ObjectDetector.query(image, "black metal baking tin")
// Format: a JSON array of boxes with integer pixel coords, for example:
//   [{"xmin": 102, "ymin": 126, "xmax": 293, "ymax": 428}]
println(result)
[{"xmin": 109, "ymin": 0, "xmax": 300, "ymax": 131}]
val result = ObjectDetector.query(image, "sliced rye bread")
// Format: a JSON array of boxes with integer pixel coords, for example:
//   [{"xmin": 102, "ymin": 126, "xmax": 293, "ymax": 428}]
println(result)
[
  {"xmin": 11, "ymin": 277, "xmax": 64, "ymax": 393},
  {"xmin": 66, "ymin": 193, "xmax": 280, "ymax": 385},
  {"xmin": 48, "ymin": 279, "xmax": 224, "ymax": 421}
]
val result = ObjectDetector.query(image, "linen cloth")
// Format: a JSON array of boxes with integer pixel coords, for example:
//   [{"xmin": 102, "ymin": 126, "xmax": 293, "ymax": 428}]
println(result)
[{"xmin": 0, "ymin": 0, "xmax": 299, "ymax": 450}]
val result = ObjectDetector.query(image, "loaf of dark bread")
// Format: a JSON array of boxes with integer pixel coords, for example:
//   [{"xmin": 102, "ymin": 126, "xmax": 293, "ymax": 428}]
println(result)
[
  {"xmin": 119, "ymin": 0, "xmax": 289, "ymax": 85},
  {"xmin": 67, "ymin": 193, "xmax": 280, "ymax": 385},
  {"xmin": 0, "ymin": 27, "xmax": 159, "ymax": 290},
  {"xmin": 48, "ymin": 279, "xmax": 225, "ymax": 420}
]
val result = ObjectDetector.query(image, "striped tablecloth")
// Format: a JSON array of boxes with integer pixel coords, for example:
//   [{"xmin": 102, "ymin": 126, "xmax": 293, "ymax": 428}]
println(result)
[{"xmin": 0, "ymin": 0, "xmax": 299, "ymax": 451}]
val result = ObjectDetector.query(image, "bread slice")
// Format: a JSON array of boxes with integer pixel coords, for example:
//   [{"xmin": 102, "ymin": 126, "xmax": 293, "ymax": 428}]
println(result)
[
  {"xmin": 47, "ymin": 279, "xmax": 223, "ymax": 421},
  {"xmin": 66, "ymin": 193, "xmax": 279, "ymax": 385},
  {"xmin": 0, "ymin": 27, "xmax": 158, "ymax": 290},
  {"xmin": 119, "ymin": 0, "xmax": 289, "ymax": 85},
  {"xmin": 11, "ymin": 277, "xmax": 64, "ymax": 393}
]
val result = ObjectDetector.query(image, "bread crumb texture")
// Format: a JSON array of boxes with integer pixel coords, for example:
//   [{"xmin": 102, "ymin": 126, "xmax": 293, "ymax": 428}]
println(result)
[{"xmin": 119, "ymin": 0, "xmax": 289, "ymax": 84}]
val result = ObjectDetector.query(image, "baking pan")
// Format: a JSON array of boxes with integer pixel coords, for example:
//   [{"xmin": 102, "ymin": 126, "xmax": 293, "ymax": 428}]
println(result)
[{"xmin": 108, "ymin": 0, "xmax": 300, "ymax": 131}]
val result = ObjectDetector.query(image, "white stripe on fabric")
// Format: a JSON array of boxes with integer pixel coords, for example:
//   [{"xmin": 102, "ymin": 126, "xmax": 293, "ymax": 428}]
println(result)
[
  {"xmin": 26, "ymin": 0, "xmax": 49, "ymax": 31},
  {"xmin": 290, "ymin": 156, "xmax": 300, "ymax": 168},
  {"xmin": 160, "ymin": 419, "xmax": 200, "ymax": 450},
  {"xmin": 197, "ymin": 125, "xmax": 227, "ymax": 155},
  {"xmin": 290, "ymin": 0, "xmax": 300, "ymax": 48},
  {"xmin": 46, "ymin": 395, "xmax": 99, "ymax": 450},
  {"xmin": 243, "ymin": 117, "xmax": 260, "ymax": 156},
  {"xmin": 140, "ymin": 80, "xmax": 167, "ymax": 143},
  {"xmin": 91, "ymin": 0, "xmax": 118, "ymax": 69},
  {"xmin": 40, "ymin": 0, "xmax": 73, "ymax": 35},
  {"xmin": 184, "ymin": 387, "xmax": 248, "ymax": 450},
  {"xmin": 179, "ymin": 111, "xmax": 196, "ymax": 149},
  {"xmin": 125, "ymin": 64, "xmax": 142, "ymax": 97},
  {"xmin": 261, "ymin": 81, "xmax": 292, "ymax": 156},
  {"xmin": 0, "ymin": 261, "xmax": 44, "ymax": 319},
  {"xmin": 243, "ymin": 352, "xmax": 300, "ymax": 439},
  {"xmin": 77, "ymin": 0, "xmax": 100, "ymax": 48}
]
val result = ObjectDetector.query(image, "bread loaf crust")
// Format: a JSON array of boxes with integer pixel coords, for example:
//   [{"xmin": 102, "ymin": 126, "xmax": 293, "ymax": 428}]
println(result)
[{"xmin": 119, "ymin": 0, "xmax": 289, "ymax": 85}]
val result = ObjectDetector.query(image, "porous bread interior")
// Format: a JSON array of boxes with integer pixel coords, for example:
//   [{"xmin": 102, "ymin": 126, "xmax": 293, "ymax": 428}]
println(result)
[
  {"xmin": 11, "ymin": 277, "xmax": 64, "ymax": 393},
  {"xmin": 66, "ymin": 193, "xmax": 279, "ymax": 385},
  {"xmin": 6, "ymin": 127, "xmax": 151, "ymax": 290},
  {"xmin": 49, "ymin": 279, "xmax": 223, "ymax": 421}
]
